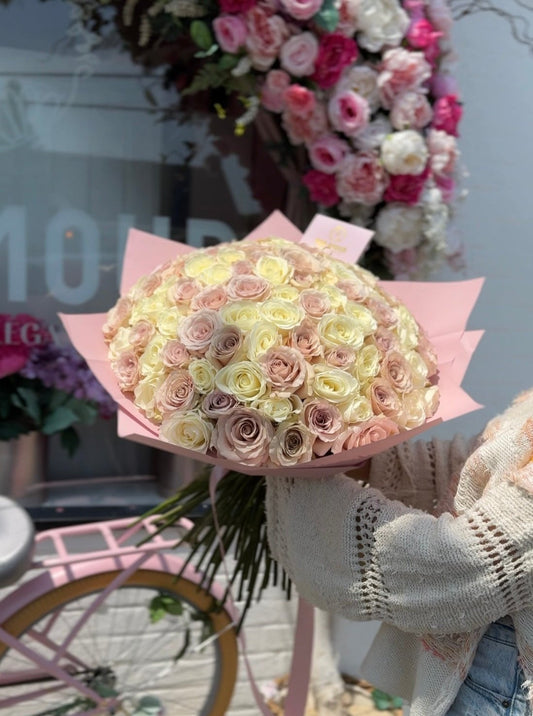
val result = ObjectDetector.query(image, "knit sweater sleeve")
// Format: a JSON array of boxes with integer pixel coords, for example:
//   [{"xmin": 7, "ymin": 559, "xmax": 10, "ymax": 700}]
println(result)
[{"xmin": 265, "ymin": 439, "xmax": 533, "ymax": 636}]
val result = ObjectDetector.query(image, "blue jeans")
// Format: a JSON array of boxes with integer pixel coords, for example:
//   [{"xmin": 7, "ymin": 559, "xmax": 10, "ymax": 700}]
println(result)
[{"xmin": 446, "ymin": 617, "xmax": 531, "ymax": 715}]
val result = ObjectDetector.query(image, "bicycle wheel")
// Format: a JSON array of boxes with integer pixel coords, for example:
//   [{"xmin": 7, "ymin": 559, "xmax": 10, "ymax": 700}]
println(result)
[{"xmin": 0, "ymin": 568, "xmax": 238, "ymax": 715}]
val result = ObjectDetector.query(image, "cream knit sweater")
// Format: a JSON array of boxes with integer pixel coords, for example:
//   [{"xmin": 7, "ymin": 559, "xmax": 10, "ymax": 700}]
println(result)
[{"xmin": 266, "ymin": 392, "xmax": 533, "ymax": 715}]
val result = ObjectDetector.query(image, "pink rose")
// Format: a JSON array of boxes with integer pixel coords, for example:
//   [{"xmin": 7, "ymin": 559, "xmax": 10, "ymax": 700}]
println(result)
[
  {"xmin": 128, "ymin": 320, "xmax": 155, "ymax": 351},
  {"xmin": 284, "ymin": 85, "xmax": 316, "ymax": 119},
  {"xmin": 299, "ymin": 289, "xmax": 331, "ymax": 318},
  {"xmin": 417, "ymin": 330, "xmax": 439, "ymax": 378},
  {"xmin": 212, "ymin": 407, "xmax": 274, "ymax": 466},
  {"xmin": 290, "ymin": 319, "xmax": 323, "ymax": 359},
  {"xmin": 279, "ymin": 32, "xmax": 318, "ymax": 77},
  {"xmin": 390, "ymin": 91, "xmax": 433, "ymax": 130},
  {"xmin": 232, "ymin": 259, "xmax": 256, "ymax": 275},
  {"xmin": 384, "ymin": 167, "xmax": 429, "ymax": 205},
  {"xmin": 136, "ymin": 272, "xmax": 162, "ymax": 298},
  {"xmin": 381, "ymin": 351, "xmax": 414, "ymax": 394},
  {"xmin": 432, "ymin": 94, "xmax": 463, "ymax": 137},
  {"xmin": 336, "ymin": 0, "xmax": 359, "ymax": 36},
  {"xmin": 284, "ymin": 247, "xmax": 322, "ymax": 277},
  {"xmin": 303, "ymin": 399, "xmax": 344, "ymax": 455},
  {"xmin": 202, "ymin": 390, "xmax": 239, "ymax": 417},
  {"xmin": 246, "ymin": 6, "xmax": 289, "ymax": 71},
  {"xmin": 427, "ymin": 128, "xmax": 458, "ymax": 177},
  {"xmin": 336, "ymin": 152, "xmax": 388, "ymax": 206},
  {"xmin": 406, "ymin": 18, "xmax": 442, "ymax": 50},
  {"xmin": 260, "ymin": 346, "xmax": 307, "ymax": 395},
  {"xmin": 170, "ymin": 278, "xmax": 201, "ymax": 303},
  {"xmin": 269, "ymin": 421, "xmax": 315, "ymax": 466},
  {"xmin": 161, "ymin": 340, "xmax": 191, "ymax": 369},
  {"xmin": 112, "ymin": 350, "xmax": 140, "ymax": 392},
  {"xmin": 373, "ymin": 327, "xmax": 399, "ymax": 354},
  {"xmin": 261, "ymin": 69, "xmax": 290, "ymax": 113},
  {"xmin": 302, "ymin": 170, "xmax": 339, "ymax": 208},
  {"xmin": 364, "ymin": 297, "xmax": 398, "ymax": 328},
  {"xmin": 178, "ymin": 309, "xmax": 222, "ymax": 353},
  {"xmin": 280, "ymin": 0, "xmax": 322, "ymax": 21},
  {"xmin": 219, "ymin": 0, "xmax": 256, "ymax": 12},
  {"xmin": 155, "ymin": 369, "xmax": 198, "ymax": 415},
  {"xmin": 191, "ymin": 285, "xmax": 228, "ymax": 311},
  {"xmin": 227, "ymin": 274, "xmax": 271, "ymax": 301},
  {"xmin": 368, "ymin": 378, "xmax": 402, "ymax": 418},
  {"xmin": 206, "ymin": 325, "xmax": 244, "ymax": 366},
  {"xmin": 332, "ymin": 416, "xmax": 400, "ymax": 452},
  {"xmin": 328, "ymin": 90, "xmax": 370, "ymax": 137},
  {"xmin": 336, "ymin": 280, "xmax": 369, "ymax": 302},
  {"xmin": 282, "ymin": 101, "xmax": 328, "ymax": 145},
  {"xmin": 325, "ymin": 345, "xmax": 356, "ymax": 370},
  {"xmin": 377, "ymin": 48, "xmax": 432, "ymax": 109},
  {"xmin": 308, "ymin": 135, "xmax": 350, "ymax": 174},
  {"xmin": 213, "ymin": 14, "xmax": 248, "ymax": 53},
  {"xmin": 312, "ymin": 33, "xmax": 358, "ymax": 89},
  {"xmin": 103, "ymin": 297, "xmax": 132, "ymax": 341}
]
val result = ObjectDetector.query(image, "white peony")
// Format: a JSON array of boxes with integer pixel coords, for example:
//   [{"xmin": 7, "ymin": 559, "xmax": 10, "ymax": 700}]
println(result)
[
  {"xmin": 374, "ymin": 204, "xmax": 424, "ymax": 253},
  {"xmin": 381, "ymin": 129, "xmax": 428, "ymax": 175},
  {"xmin": 338, "ymin": 65, "xmax": 381, "ymax": 112},
  {"xmin": 355, "ymin": 0, "xmax": 410, "ymax": 52}
]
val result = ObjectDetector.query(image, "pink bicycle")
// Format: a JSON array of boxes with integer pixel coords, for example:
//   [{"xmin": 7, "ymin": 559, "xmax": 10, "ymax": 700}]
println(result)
[{"xmin": 0, "ymin": 495, "xmax": 239, "ymax": 715}]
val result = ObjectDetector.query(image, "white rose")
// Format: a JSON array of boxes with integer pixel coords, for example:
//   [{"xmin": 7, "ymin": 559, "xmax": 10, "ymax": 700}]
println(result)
[
  {"xmin": 338, "ymin": 66, "xmax": 381, "ymax": 112},
  {"xmin": 374, "ymin": 204, "xmax": 424, "ymax": 253},
  {"xmin": 356, "ymin": 0, "xmax": 410, "ymax": 52},
  {"xmin": 381, "ymin": 130, "xmax": 428, "ymax": 175}
]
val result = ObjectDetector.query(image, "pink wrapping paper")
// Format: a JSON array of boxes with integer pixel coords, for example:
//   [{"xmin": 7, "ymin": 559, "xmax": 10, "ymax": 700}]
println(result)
[{"xmin": 59, "ymin": 212, "xmax": 484, "ymax": 478}]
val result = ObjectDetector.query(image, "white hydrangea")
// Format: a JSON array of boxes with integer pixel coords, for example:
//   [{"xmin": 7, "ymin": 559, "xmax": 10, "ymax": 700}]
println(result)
[{"xmin": 374, "ymin": 204, "xmax": 424, "ymax": 253}]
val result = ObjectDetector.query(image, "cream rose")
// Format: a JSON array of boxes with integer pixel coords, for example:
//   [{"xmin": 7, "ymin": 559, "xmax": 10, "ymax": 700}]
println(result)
[
  {"xmin": 345, "ymin": 302, "xmax": 378, "ymax": 335},
  {"xmin": 381, "ymin": 130, "xmax": 429, "ymax": 176},
  {"xmin": 215, "ymin": 361, "xmax": 267, "ymax": 403},
  {"xmin": 254, "ymin": 394, "xmax": 302, "ymax": 423},
  {"xmin": 244, "ymin": 321, "xmax": 281, "ymax": 360},
  {"xmin": 319, "ymin": 313, "xmax": 365, "ymax": 350},
  {"xmin": 260, "ymin": 299, "xmax": 304, "ymax": 331},
  {"xmin": 138, "ymin": 335, "xmax": 167, "ymax": 377},
  {"xmin": 255, "ymin": 254, "xmax": 293, "ymax": 285},
  {"xmin": 134, "ymin": 373, "xmax": 165, "ymax": 422},
  {"xmin": 188, "ymin": 358, "xmax": 217, "ymax": 394},
  {"xmin": 220, "ymin": 301, "xmax": 261, "ymax": 332},
  {"xmin": 161, "ymin": 411, "xmax": 213, "ymax": 453},
  {"xmin": 312, "ymin": 365, "xmax": 359, "ymax": 404},
  {"xmin": 355, "ymin": 344, "xmax": 381, "ymax": 382},
  {"xmin": 103, "ymin": 296, "xmax": 132, "ymax": 341},
  {"xmin": 342, "ymin": 395, "xmax": 374, "ymax": 424},
  {"xmin": 211, "ymin": 407, "xmax": 274, "ymax": 466}
]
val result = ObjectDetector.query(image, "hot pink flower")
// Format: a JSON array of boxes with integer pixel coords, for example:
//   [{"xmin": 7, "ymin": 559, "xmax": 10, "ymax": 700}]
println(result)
[
  {"xmin": 219, "ymin": 0, "xmax": 256, "ymax": 12},
  {"xmin": 407, "ymin": 18, "xmax": 442, "ymax": 50},
  {"xmin": 328, "ymin": 90, "xmax": 370, "ymax": 137},
  {"xmin": 312, "ymin": 33, "xmax": 358, "ymax": 89},
  {"xmin": 261, "ymin": 69, "xmax": 290, "ymax": 112},
  {"xmin": 384, "ymin": 166, "xmax": 429, "ymax": 205},
  {"xmin": 308, "ymin": 135, "xmax": 349, "ymax": 174},
  {"xmin": 432, "ymin": 94, "xmax": 463, "ymax": 136},
  {"xmin": 213, "ymin": 15, "xmax": 248, "ymax": 53},
  {"xmin": 284, "ymin": 84, "xmax": 316, "ymax": 118},
  {"xmin": 303, "ymin": 170, "xmax": 339, "ymax": 207},
  {"xmin": 0, "ymin": 347, "xmax": 29, "ymax": 379}
]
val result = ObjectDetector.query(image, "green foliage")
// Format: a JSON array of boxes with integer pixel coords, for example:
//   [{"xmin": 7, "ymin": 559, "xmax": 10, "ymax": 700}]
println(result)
[
  {"xmin": 313, "ymin": 0, "xmax": 339, "ymax": 32},
  {"xmin": 371, "ymin": 688, "xmax": 403, "ymax": 711}
]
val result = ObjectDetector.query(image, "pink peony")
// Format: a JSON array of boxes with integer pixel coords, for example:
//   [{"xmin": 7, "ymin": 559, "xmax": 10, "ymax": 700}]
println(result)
[
  {"xmin": 284, "ymin": 84, "xmax": 316, "ymax": 118},
  {"xmin": 390, "ymin": 91, "xmax": 433, "ymax": 130},
  {"xmin": 336, "ymin": 152, "xmax": 388, "ymax": 206},
  {"xmin": 213, "ymin": 15, "xmax": 248, "ymax": 53},
  {"xmin": 377, "ymin": 47, "xmax": 432, "ymax": 109},
  {"xmin": 261, "ymin": 69, "xmax": 290, "ymax": 112},
  {"xmin": 246, "ymin": 6, "xmax": 289, "ymax": 71},
  {"xmin": 282, "ymin": 102, "xmax": 328, "ymax": 145},
  {"xmin": 279, "ymin": 0, "xmax": 323, "ymax": 21},
  {"xmin": 432, "ymin": 94, "xmax": 463, "ymax": 137},
  {"xmin": 279, "ymin": 32, "xmax": 318, "ymax": 77},
  {"xmin": 312, "ymin": 33, "xmax": 358, "ymax": 89},
  {"xmin": 303, "ymin": 170, "xmax": 339, "ymax": 208},
  {"xmin": 328, "ymin": 90, "xmax": 370, "ymax": 137}
]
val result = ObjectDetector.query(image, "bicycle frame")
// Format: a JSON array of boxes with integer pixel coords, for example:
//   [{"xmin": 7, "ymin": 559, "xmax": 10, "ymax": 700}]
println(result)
[{"xmin": 0, "ymin": 515, "xmax": 238, "ymax": 714}]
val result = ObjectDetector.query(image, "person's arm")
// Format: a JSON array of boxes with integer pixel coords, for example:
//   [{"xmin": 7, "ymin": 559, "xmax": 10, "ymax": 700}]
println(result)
[{"xmin": 266, "ymin": 437, "xmax": 533, "ymax": 636}]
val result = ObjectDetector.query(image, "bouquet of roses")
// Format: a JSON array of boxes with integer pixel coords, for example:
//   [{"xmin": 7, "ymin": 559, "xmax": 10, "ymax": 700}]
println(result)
[{"xmin": 66, "ymin": 0, "xmax": 463, "ymax": 279}]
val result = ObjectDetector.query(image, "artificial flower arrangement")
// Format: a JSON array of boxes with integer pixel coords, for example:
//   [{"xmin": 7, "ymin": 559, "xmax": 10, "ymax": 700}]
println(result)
[
  {"xmin": 60, "ymin": 211, "xmax": 483, "ymax": 614},
  {"xmin": 63, "ymin": 0, "xmax": 463, "ymax": 280},
  {"xmin": 0, "ymin": 313, "xmax": 116, "ymax": 453}
]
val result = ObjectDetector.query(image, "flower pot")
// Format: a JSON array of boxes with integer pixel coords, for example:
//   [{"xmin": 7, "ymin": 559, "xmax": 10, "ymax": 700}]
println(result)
[{"xmin": 0, "ymin": 433, "xmax": 47, "ymax": 499}]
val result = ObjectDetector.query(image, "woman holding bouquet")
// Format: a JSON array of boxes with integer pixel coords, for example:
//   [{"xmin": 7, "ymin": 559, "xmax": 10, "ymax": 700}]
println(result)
[{"xmin": 266, "ymin": 389, "xmax": 533, "ymax": 716}]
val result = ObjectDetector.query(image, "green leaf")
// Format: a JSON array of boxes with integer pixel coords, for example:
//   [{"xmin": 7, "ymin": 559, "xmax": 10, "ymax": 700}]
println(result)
[
  {"xmin": 41, "ymin": 406, "xmax": 79, "ymax": 435},
  {"xmin": 190, "ymin": 20, "xmax": 213, "ymax": 51},
  {"xmin": 60, "ymin": 426, "xmax": 80, "ymax": 456},
  {"xmin": 313, "ymin": 0, "xmax": 339, "ymax": 32},
  {"xmin": 218, "ymin": 53, "xmax": 239, "ymax": 70},
  {"xmin": 195, "ymin": 44, "xmax": 219, "ymax": 58},
  {"xmin": 12, "ymin": 387, "xmax": 41, "ymax": 423},
  {"xmin": 371, "ymin": 688, "xmax": 403, "ymax": 710}
]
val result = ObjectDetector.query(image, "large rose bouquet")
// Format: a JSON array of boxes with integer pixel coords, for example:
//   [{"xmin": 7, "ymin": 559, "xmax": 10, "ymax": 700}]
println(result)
[
  {"xmin": 61, "ymin": 212, "xmax": 483, "ymax": 615},
  {"xmin": 63, "ymin": 0, "xmax": 463, "ymax": 279}
]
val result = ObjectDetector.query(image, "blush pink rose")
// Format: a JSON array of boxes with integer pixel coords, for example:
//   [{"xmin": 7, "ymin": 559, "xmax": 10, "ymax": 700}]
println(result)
[
  {"xmin": 279, "ymin": 32, "xmax": 318, "ymax": 76},
  {"xmin": 418, "ymin": 329, "xmax": 439, "ymax": 377},
  {"xmin": 368, "ymin": 378, "xmax": 402, "ymax": 418},
  {"xmin": 377, "ymin": 47, "xmax": 432, "ymax": 109},
  {"xmin": 431, "ymin": 94, "xmax": 463, "ymax": 136},
  {"xmin": 103, "ymin": 297, "xmax": 132, "ymax": 341},
  {"xmin": 191, "ymin": 285, "xmax": 228, "ymax": 311},
  {"xmin": 381, "ymin": 351, "xmax": 415, "ymax": 394},
  {"xmin": 299, "ymin": 289, "xmax": 331, "ymax": 318},
  {"xmin": 290, "ymin": 319, "xmax": 323, "ymax": 359},
  {"xmin": 390, "ymin": 91, "xmax": 433, "ymax": 130},
  {"xmin": 128, "ymin": 320, "xmax": 155, "ymax": 351},
  {"xmin": 325, "ymin": 346, "xmax": 357, "ymax": 370},
  {"xmin": 212, "ymin": 407, "xmax": 274, "ymax": 466},
  {"xmin": 170, "ymin": 278, "xmax": 201, "ymax": 303},
  {"xmin": 427, "ymin": 128, "xmax": 458, "ymax": 176},
  {"xmin": 213, "ymin": 14, "xmax": 248, "ymax": 53},
  {"xmin": 336, "ymin": 0, "xmax": 359, "ymax": 36},
  {"xmin": 178, "ymin": 309, "xmax": 222, "ymax": 353},
  {"xmin": 336, "ymin": 280, "xmax": 369, "ymax": 302},
  {"xmin": 312, "ymin": 33, "xmax": 358, "ymax": 89},
  {"xmin": 202, "ymin": 389, "xmax": 239, "ymax": 417},
  {"xmin": 161, "ymin": 340, "xmax": 191, "ymax": 369},
  {"xmin": 303, "ymin": 399, "xmax": 344, "ymax": 454},
  {"xmin": 302, "ymin": 170, "xmax": 339, "ymax": 208},
  {"xmin": 332, "ymin": 416, "xmax": 400, "ymax": 452},
  {"xmin": 284, "ymin": 247, "xmax": 322, "ymax": 277},
  {"xmin": 206, "ymin": 325, "xmax": 244, "ymax": 366},
  {"xmin": 308, "ymin": 135, "xmax": 350, "ymax": 174},
  {"xmin": 232, "ymin": 259, "xmax": 256, "ymax": 275},
  {"xmin": 384, "ymin": 166, "xmax": 429, "ymax": 205},
  {"xmin": 328, "ymin": 90, "xmax": 370, "ymax": 137},
  {"xmin": 261, "ymin": 69, "xmax": 290, "ymax": 112},
  {"xmin": 280, "ymin": 0, "xmax": 323, "ymax": 20},
  {"xmin": 260, "ymin": 346, "xmax": 307, "ymax": 394},
  {"xmin": 284, "ymin": 85, "xmax": 316, "ymax": 119},
  {"xmin": 246, "ymin": 6, "xmax": 289, "ymax": 71},
  {"xmin": 336, "ymin": 152, "xmax": 388, "ymax": 206},
  {"xmin": 155, "ymin": 369, "xmax": 197, "ymax": 415},
  {"xmin": 364, "ymin": 298, "xmax": 398, "ymax": 328},
  {"xmin": 373, "ymin": 327, "xmax": 400, "ymax": 354},
  {"xmin": 112, "ymin": 350, "xmax": 140, "ymax": 392},
  {"xmin": 269, "ymin": 421, "xmax": 315, "ymax": 466},
  {"xmin": 227, "ymin": 274, "xmax": 271, "ymax": 301}
]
